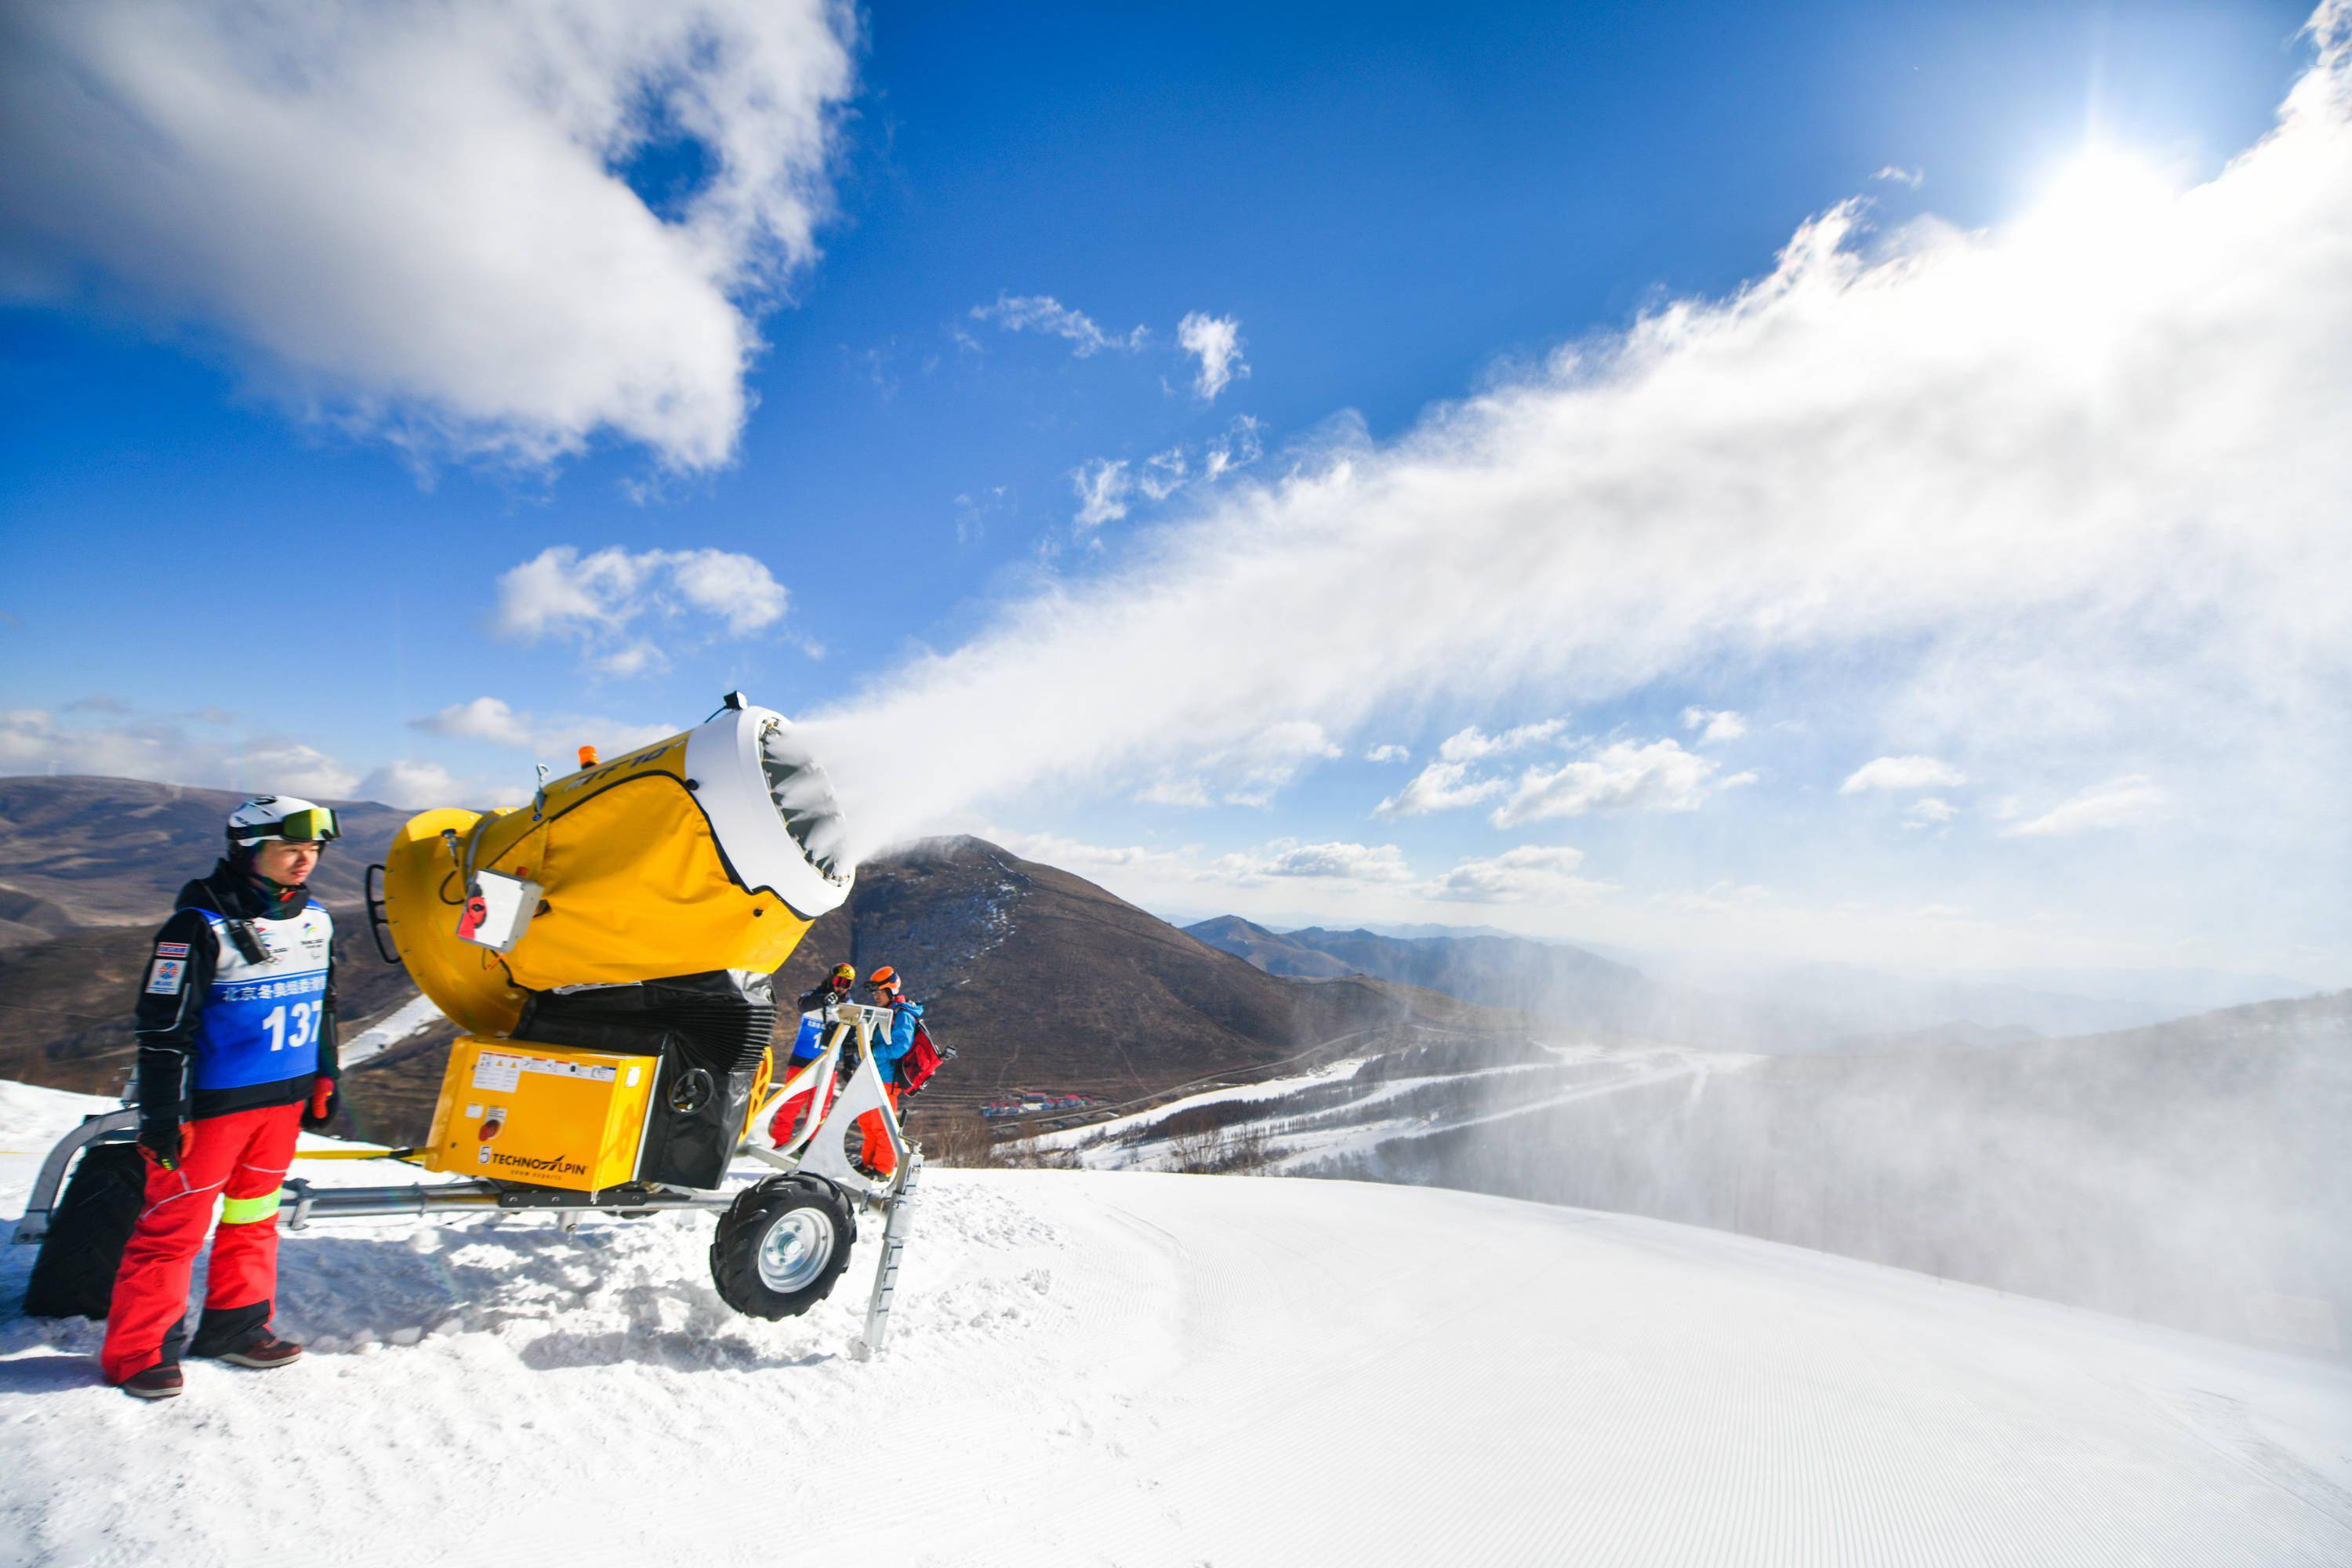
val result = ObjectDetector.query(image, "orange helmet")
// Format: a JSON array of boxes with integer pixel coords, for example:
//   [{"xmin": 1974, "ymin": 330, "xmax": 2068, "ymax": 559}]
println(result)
[{"xmin": 866, "ymin": 965, "xmax": 899, "ymax": 995}]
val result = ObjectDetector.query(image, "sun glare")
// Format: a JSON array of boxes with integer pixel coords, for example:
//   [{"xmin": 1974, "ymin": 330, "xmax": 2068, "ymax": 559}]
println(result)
[{"xmin": 2021, "ymin": 144, "xmax": 2181, "ymax": 252}]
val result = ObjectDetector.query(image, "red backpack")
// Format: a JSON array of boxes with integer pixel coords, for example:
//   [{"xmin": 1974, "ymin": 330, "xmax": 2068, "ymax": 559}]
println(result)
[{"xmin": 896, "ymin": 1008, "xmax": 945, "ymax": 1095}]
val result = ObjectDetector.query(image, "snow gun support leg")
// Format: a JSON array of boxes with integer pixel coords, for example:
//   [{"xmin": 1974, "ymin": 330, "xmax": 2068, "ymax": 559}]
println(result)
[{"xmin": 853, "ymin": 1150, "xmax": 922, "ymax": 1360}]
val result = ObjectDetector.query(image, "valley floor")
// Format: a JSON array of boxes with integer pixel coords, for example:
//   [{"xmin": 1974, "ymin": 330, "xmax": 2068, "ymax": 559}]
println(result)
[{"xmin": 2, "ymin": 1080, "xmax": 2347, "ymax": 1566}]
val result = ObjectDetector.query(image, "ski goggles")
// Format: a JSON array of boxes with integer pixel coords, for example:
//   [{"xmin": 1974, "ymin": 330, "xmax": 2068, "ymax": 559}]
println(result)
[{"xmin": 263, "ymin": 806, "xmax": 341, "ymax": 844}]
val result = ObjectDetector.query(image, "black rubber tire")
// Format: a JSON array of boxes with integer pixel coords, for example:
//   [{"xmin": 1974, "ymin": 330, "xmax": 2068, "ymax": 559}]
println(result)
[{"xmin": 709, "ymin": 1175, "xmax": 857, "ymax": 1319}]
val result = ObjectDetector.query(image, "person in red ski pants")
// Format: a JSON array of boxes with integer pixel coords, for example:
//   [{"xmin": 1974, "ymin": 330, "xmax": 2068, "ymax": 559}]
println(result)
[
  {"xmin": 768, "ymin": 964, "xmax": 856, "ymax": 1148},
  {"xmin": 852, "ymin": 967, "xmax": 924, "ymax": 1180},
  {"xmin": 102, "ymin": 797, "xmax": 344, "ymax": 1399},
  {"xmin": 102, "ymin": 1103, "xmax": 303, "ymax": 1386},
  {"xmin": 857, "ymin": 1081, "xmax": 906, "ymax": 1179}
]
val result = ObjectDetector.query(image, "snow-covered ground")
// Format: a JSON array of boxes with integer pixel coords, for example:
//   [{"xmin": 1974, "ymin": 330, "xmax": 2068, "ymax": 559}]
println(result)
[
  {"xmin": 4, "ymin": 1078, "xmax": 2349, "ymax": 1566},
  {"xmin": 339, "ymin": 990, "xmax": 444, "ymax": 1068},
  {"xmin": 1027, "ymin": 1040, "xmax": 1761, "ymax": 1177}
]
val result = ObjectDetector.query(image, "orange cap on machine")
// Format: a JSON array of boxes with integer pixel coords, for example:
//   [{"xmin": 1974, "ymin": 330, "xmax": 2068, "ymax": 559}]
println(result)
[{"xmin": 577, "ymin": 745, "xmax": 599, "ymax": 768}]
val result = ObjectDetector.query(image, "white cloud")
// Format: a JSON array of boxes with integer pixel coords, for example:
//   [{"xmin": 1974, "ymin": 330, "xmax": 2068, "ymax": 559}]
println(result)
[
  {"xmin": 2, "ymin": 709, "xmax": 363, "ymax": 798},
  {"xmin": 1493, "ymin": 739, "xmax": 1746, "ymax": 826},
  {"xmin": 413, "ymin": 697, "xmax": 674, "ymax": 757},
  {"xmin": 1077, "ymin": 427, "xmax": 1256, "ymax": 530},
  {"xmin": 989, "ymin": 827, "xmax": 1410, "ymax": 891},
  {"xmin": 1073, "ymin": 459, "xmax": 1132, "ymax": 531},
  {"xmin": 1135, "ymin": 723, "xmax": 1339, "ymax": 810},
  {"xmin": 1138, "ymin": 448, "xmax": 1190, "ymax": 501},
  {"xmin": 1874, "ymin": 166, "xmax": 1926, "ymax": 190},
  {"xmin": 1216, "ymin": 839, "xmax": 1414, "ymax": 885},
  {"xmin": 1135, "ymin": 778, "xmax": 1214, "ymax": 809},
  {"xmin": 217, "ymin": 743, "xmax": 358, "ymax": 800},
  {"xmin": 1680, "ymin": 706, "xmax": 1748, "ymax": 742},
  {"xmin": 495, "ymin": 546, "xmax": 788, "ymax": 674},
  {"xmin": 1438, "ymin": 720, "xmax": 1568, "ymax": 763},
  {"xmin": 1177, "ymin": 312, "xmax": 1248, "ymax": 399},
  {"xmin": 358, "ymin": 760, "xmax": 461, "ymax": 809},
  {"xmin": 1203, "ymin": 416, "xmax": 1265, "ymax": 481},
  {"xmin": 986, "ymin": 828, "xmax": 1425, "ymax": 914},
  {"xmin": 972, "ymin": 295, "xmax": 1146, "ymax": 357},
  {"xmin": 954, "ymin": 485, "xmax": 1011, "ymax": 546},
  {"xmin": 0, "ymin": 2, "xmax": 855, "ymax": 470},
  {"xmin": 1225, "ymin": 721, "xmax": 1342, "ymax": 804},
  {"xmin": 1364, "ymin": 743, "xmax": 1411, "ymax": 764},
  {"xmin": 989, "ymin": 829, "xmax": 1197, "ymax": 881},
  {"xmin": 2000, "ymin": 775, "xmax": 2167, "ymax": 837},
  {"xmin": 1840, "ymin": 755, "xmax": 1967, "ymax": 794},
  {"xmin": 1905, "ymin": 797, "xmax": 1959, "ymax": 826},
  {"xmin": 1375, "ymin": 761, "xmax": 1506, "ymax": 819},
  {"xmin": 1377, "ymin": 720, "xmax": 1567, "ymax": 818},
  {"xmin": 1421, "ymin": 846, "xmax": 1612, "ymax": 905},
  {"xmin": 416, "ymin": 697, "xmax": 532, "ymax": 748},
  {"xmin": 794, "ymin": 20, "xmax": 2352, "ymax": 974}
]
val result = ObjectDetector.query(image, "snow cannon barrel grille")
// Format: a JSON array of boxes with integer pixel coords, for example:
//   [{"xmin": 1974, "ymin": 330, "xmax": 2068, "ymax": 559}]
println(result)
[{"xmin": 378, "ymin": 703, "xmax": 854, "ymax": 1041}]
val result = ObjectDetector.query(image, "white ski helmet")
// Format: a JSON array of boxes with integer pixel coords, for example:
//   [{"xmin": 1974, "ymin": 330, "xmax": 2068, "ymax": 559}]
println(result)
[{"xmin": 225, "ymin": 795, "xmax": 342, "ymax": 853}]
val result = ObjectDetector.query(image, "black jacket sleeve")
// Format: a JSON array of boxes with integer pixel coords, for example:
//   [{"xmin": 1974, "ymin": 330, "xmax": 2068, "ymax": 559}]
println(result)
[
  {"xmin": 131, "ymin": 909, "xmax": 215, "ymax": 1127},
  {"xmin": 318, "ymin": 945, "xmax": 339, "ymax": 1083}
]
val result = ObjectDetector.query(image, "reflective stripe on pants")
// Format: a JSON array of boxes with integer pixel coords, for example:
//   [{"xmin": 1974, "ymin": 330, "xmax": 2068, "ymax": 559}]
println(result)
[{"xmin": 219, "ymin": 1189, "xmax": 284, "ymax": 1225}]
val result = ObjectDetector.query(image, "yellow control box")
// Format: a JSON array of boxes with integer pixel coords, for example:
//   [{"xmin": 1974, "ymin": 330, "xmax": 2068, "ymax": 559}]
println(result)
[{"xmin": 422, "ymin": 1037, "xmax": 660, "ymax": 1192}]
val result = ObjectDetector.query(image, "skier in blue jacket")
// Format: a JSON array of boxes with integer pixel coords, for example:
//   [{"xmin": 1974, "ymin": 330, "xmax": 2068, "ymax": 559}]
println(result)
[{"xmin": 855, "ymin": 966, "xmax": 924, "ymax": 1177}]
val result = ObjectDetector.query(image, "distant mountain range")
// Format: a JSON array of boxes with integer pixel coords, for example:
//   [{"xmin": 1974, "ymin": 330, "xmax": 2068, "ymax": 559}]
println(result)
[
  {"xmin": 768, "ymin": 837, "xmax": 1536, "ymax": 1107},
  {"xmin": 1188, "ymin": 915, "xmax": 1867, "ymax": 1050},
  {"xmin": 0, "ymin": 775, "xmax": 412, "ymax": 946},
  {"xmin": 1186, "ymin": 915, "xmax": 2319, "ymax": 1049},
  {"xmin": 0, "ymin": 778, "xmax": 1529, "ymax": 1143}
]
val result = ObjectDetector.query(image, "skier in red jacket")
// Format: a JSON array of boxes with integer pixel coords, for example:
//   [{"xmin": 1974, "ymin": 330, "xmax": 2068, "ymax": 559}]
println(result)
[{"xmin": 101, "ymin": 797, "xmax": 343, "ymax": 1400}]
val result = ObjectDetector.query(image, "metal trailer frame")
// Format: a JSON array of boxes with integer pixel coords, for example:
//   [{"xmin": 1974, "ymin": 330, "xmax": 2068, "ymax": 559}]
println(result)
[{"xmin": 9, "ymin": 1004, "xmax": 925, "ymax": 1358}]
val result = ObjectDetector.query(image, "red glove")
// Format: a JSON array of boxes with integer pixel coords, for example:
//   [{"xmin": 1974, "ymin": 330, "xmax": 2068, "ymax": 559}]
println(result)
[{"xmin": 303, "ymin": 1076, "xmax": 339, "ymax": 1131}]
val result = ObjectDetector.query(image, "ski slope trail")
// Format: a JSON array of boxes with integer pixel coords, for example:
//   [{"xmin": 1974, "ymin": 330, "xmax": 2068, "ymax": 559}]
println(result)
[{"xmin": 2, "ymin": 1082, "xmax": 2347, "ymax": 1566}]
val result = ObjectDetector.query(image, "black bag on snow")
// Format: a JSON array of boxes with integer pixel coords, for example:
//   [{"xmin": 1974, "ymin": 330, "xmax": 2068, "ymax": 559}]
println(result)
[{"xmin": 23, "ymin": 1140, "xmax": 147, "ymax": 1319}]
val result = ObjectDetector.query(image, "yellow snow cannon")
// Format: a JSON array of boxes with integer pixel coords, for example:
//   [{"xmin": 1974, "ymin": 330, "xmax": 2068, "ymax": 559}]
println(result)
[
  {"xmin": 16, "ymin": 695, "xmax": 929, "ymax": 1357},
  {"xmin": 375, "ymin": 694, "xmax": 852, "ymax": 1040}
]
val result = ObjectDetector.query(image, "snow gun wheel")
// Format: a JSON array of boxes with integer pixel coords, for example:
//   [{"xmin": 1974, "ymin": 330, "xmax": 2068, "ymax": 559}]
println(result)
[{"xmin": 710, "ymin": 1175, "xmax": 858, "ymax": 1319}]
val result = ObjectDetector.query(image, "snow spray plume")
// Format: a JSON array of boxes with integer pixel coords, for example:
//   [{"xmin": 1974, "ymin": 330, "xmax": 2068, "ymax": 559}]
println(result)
[
  {"xmin": 808, "ymin": 9, "xmax": 2352, "ymax": 876},
  {"xmin": 1391, "ymin": 994, "xmax": 2352, "ymax": 1356}
]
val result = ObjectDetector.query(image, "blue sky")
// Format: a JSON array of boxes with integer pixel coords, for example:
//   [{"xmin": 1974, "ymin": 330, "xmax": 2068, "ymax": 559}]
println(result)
[{"xmin": 2, "ymin": 2, "xmax": 2345, "ymax": 982}]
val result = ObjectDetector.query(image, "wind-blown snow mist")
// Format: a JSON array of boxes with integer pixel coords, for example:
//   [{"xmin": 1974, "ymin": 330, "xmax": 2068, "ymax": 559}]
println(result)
[{"xmin": 806, "ymin": 10, "xmax": 2352, "ymax": 878}]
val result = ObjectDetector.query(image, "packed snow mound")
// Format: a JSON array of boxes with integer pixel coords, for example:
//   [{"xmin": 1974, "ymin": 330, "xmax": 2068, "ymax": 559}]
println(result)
[{"xmin": 4, "ymin": 1080, "xmax": 2349, "ymax": 1566}]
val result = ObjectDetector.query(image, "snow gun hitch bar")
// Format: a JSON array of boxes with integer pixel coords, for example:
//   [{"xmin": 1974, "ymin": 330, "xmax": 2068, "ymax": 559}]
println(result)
[{"xmin": 12, "ymin": 1004, "xmax": 924, "ymax": 1361}]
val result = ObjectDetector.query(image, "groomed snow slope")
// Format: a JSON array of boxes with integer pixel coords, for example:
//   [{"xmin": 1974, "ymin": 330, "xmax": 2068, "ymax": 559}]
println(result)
[{"xmin": 4, "ymin": 1080, "xmax": 2349, "ymax": 1566}]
